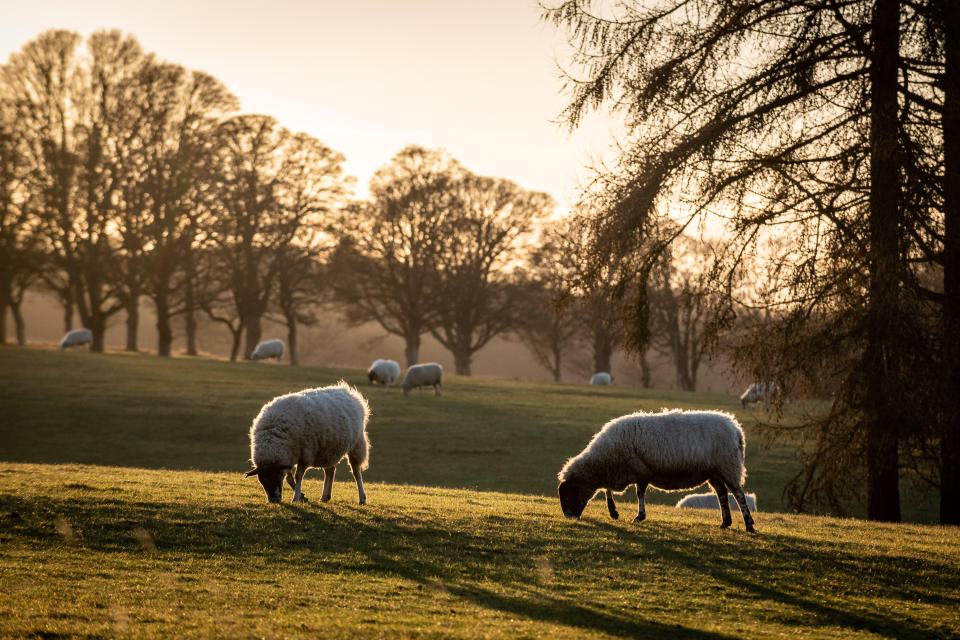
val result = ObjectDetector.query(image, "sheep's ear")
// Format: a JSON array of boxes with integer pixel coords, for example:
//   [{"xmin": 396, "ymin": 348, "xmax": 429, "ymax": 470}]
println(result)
[{"xmin": 244, "ymin": 468, "xmax": 259, "ymax": 477}]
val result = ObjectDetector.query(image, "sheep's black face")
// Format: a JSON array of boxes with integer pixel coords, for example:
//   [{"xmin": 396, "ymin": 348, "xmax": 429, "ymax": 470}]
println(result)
[
  {"xmin": 558, "ymin": 479, "xmax": 593, "ymax": 520},
  {"xmin": 246, "ymin": 466, "xmax": 288, "ymax": 503}
]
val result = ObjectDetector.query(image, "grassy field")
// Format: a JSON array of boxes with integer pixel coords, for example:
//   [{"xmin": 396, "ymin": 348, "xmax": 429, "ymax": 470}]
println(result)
[
  {"xmin": 0, "ymin": 463, "xmax": 958, "ymax": 639},
  {"xmin": 1, "ymin": 347, "xmax": 957, "ymax": 638},
  {"xmin": 0, "ymin": 346, "xmax": 937, "ymax": 518}
]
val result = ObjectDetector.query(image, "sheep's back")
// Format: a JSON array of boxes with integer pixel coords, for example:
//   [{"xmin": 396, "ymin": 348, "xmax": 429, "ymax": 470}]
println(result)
[{"xmin": 250, "ymin": 384, "xmax": 369, "ymax": 468}]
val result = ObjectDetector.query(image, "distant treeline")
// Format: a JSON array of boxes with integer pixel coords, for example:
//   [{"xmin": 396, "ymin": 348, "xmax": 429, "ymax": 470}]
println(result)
[{"xmin": 1, "ymin": 29, "xmax": 716, "ymax": 385}]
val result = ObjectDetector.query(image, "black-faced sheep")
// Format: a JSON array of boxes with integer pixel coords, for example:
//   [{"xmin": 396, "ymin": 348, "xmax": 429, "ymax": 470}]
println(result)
[
  {"xmin": 401, "ymin": 362, "xmax": 443, "ymax": 396},
  {"xmin": 740, "ymin": 382, "xmax": 778, "ymax": 408},
  {"xmin": 368, "ymin": 359, "xmax": 401, "ymax": 386},
  {"xmin": 557, "ymin": 409, "xmax": 755, "ymax": 532},
  {"xmin": 245, "ymin": 382, "xmax": 371, "ymax": 504}
]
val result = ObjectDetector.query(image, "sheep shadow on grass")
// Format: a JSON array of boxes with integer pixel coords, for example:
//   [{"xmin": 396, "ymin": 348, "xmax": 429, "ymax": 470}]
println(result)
[{"xmin": 3, "ymin": 489, "xmax": 958, "ymax": 639}]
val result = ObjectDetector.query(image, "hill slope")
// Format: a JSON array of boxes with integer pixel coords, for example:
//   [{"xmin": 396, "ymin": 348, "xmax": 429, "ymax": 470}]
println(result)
[
  {"xmin": 0, "ymin": 347, "xmax": 937, "ymax": 518},
  {"xmin": 0, "ymin": 463, "xmax": 957, "ymax": 639}
]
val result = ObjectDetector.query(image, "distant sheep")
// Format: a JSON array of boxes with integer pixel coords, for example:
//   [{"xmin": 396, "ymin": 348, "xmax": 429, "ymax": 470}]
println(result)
[
  {"xmin": 558, "ymin": 409, "xmax": 755, "ymax": 532},
  {"xmin": 740, "ymin": 382, "xmax": 778, "ymax": 408},
  {"xmin": 401, "ymin": 362, "xmax": 443, "ymax": 396},
  {"xmin": 590, "ymin": 372, "xmax": 613, "ymax": 386},
  {"xmin": 368, "ymin": 359, "xmax": 401, "ymax": 386},
  {"xmin": 59, "ymin": 328, "xmax": 92, "ymax": 350},
  {"xmin": 245, "ymin": 381, "xmax": 370, "ymax": 504},
  {"xmin": 251, "ymin": 339, "xmax": 284, "ymax": 361},
  {"xmin": 677, "ymin": 491, "xmax": 757, "ymax": 512}
]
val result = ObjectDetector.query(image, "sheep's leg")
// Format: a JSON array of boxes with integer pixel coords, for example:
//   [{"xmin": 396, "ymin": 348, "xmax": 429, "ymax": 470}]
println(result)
[
  {"xmin": 321, "ymin": 466, "xmax": 336, "ymax": 502},
  {"xmin": 730, "ymin": 486, "xmax": 756, "ymax": 533},
  {"xmin": 633, "ymin": 482, "xmax": 649, "ymax": 523},
  {"xmin": 291, "ymin": 466, "xmax": 308, "ymax": 503},
  {"xmin": 434, "ymin": 383, "xmax": 441, "ymax": 396},
  {"xmin": 709, "ymin": 477, "xmax": 732, "ymax": 528},
  {"xmin": 605, "ymin": 490, "xmax": 619, "ymax": 520},
  {"xmin": 349, "ymin": 454, "xmax": 367, "ymax": 505}
]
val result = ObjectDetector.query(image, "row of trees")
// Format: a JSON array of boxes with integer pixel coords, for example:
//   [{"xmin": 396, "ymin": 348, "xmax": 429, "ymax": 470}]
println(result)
[
  {"xmin": 1, "ymin": 29, "xmax": 716, "ymax": 384},
  {"xmin": 546, "ymin": 0, "xmax": 956, "ymax": 524},
  {"xmin": 0, "ymin": 30, "xmax": 349, "ymax": 362}
]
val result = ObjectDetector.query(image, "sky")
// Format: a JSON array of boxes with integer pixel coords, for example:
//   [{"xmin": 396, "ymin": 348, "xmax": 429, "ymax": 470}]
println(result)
[{"xmin": 0, "ymin": 0, "xmax": 615, "ymax": 208}]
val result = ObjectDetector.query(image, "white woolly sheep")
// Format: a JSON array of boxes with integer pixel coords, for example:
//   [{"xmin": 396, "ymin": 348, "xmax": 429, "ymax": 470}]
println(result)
[
  {"xmin": 251, "ymin": 339, "xmax": 285, "ymax": 361},
  {"xmin": 590, "ymin": 372, "xmax": 613, "ymax": 386},
  {"xmin": 677, "ymin": 491, "xmax": 758, "ymax": 512},
  {"xmin": 368, "ymin": 358, "xmax": 401, "ymax": 386},
  {"xmin": 557, "ymin": 409, "xmax": 755, "ymax": 532},
  {"xmin": 245, "ymin": 381, "xmax": 371, "ymax": 504},
  {"xmin": 740, "ymin": 382, "xmax": 778, "ymax": 408},
  {"xmin": 59, "ymin": 328, "xmax": 93, "ymax": 350},
  {"xmin": 401, "ymin": 362, "xmax": 443, "ymax": 396}
]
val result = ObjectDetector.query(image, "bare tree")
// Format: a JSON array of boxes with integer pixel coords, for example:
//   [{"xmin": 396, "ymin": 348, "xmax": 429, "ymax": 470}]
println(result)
[
  {"xmin": 204, "ymin": 117, "xmax": 346, "ymax": 360},
  {"xmin": 431, "ymin": 174, "xmax": 553, "ymax": 375},
  {"xmin": 648, "ymin": 237, "xmax": 713, "ymax": 391},
  {"xmin": 329, "ymin": 146, "xmax": 459, "ymax": 366},
  {"xmin": 513, "ymin": 223, "xmax": 585, "ymax": 382}
]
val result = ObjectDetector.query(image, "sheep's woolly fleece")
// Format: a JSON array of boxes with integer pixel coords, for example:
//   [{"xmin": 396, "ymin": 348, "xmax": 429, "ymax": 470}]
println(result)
[
  {"xmin": 401, "ymin": 362, "xmax": 443, "ymax": 390},
  {"xmin": 558, "ymin": 409, "xmax": 746, "ymax": 489},
  {"xmin": 249, "ymin": 381, "xmax": 371, "ymax": 470},
  {"xmin": 677, "ymin": 491, "xmax": 758, "ymax": 511},
  {"xmin": 368, "ymin": 359, "xmax": 401, "ymax": 384}
]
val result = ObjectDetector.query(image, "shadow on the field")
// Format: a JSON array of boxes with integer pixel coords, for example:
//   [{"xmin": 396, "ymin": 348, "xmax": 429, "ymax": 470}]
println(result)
[
  {"xmin": 590, "ymin": 518, "xmax": 959, "ymax": 640},
  {"xmin": 2, "ymin": 489, "xmax": 956, "ymax": 639}
]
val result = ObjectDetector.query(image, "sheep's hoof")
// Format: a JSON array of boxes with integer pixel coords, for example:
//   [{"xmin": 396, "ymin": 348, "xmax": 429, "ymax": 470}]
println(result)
[
  {"xmin": 632, "ymin": 513, "xmax": 645, "ymax": 523},
  {"xmin": 720, "ymin": 521, "xmax": 732, "ymax": 529},
  {"xmin": 320, "ymin": 495, "xmax": 331, "ymax": 503},
  {"xmin": 609, "ymin": 510, "xmax": 619, "ymax": 520},
  {"xmin": 746, "ymin": 523, "xmax": 756, "ymax": 533},
  {"xmin": 358, "ymin": 499, "xmax": 367, "ymax": 505}
]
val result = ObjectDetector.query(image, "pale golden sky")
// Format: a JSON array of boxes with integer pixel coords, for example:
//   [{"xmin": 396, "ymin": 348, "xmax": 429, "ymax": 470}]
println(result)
[{"xmin": 1, "ymin": 0, "xmax": 615, "ymax": 207}]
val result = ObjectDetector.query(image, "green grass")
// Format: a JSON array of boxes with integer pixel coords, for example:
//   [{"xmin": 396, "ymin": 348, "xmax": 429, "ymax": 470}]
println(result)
[
  {"xmin": 0, "ymin": 346, "xmax": 937, "ymax": 518},
  {"xmin": 1, "ymin": 347, "xmax": 957, "ymax": 638},
  {"xmin": 0, "ymin": 463, "xmax": 958, "ymax": 639}
]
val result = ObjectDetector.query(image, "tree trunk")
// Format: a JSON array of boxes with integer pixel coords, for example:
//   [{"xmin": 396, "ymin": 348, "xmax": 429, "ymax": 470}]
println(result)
[
  {"xmin": 404, "ymin": 334, "xmax": 420, "ymax": 368},
  {"xmin": 89, "ymin": 317, "xmax": 106, "ymax": 353},
  {"xmin": 124, "ymin": 292, "xmax": 139, "ymax": 352},
  {"xmin": 243, "ymin": 314, "xmax": 262, "ymax": 360},
  {"xmin": 552, "ymin": 343, "xmax": 562, "ymax": 383},
  {"xmin": 639, "ymin": 350, "xmax": 652, "ymax": 388},
  {"xmin": 185, "ymin": 311, "xmax": 198, "ymax": 356},
  {"xmin": 593, "ymin": 325, "xmax": 613, "ymax": 373},
  {"xmin": 864, "ymin": 0, "xmax": 902, "ymax": 522},
  {"xmin": 156, "ymin": 295, "xmax": 173, "ymax": 358},
  {"xmin": 941, "ymin": 0, "xmax": 960, "ymax": 525},
  {"xmin": 454, "ymin": 348, "xmax": 472, "ymax": 376},
  {"xmin": 184, "ymin": 254, "xmax": 199, "ymax": 356},
  {"xmin": 63, "ymin": 298, "xmax": 74, "ymax": 334},
  {"xmin": 11, "ymin": 301, "xmax": 25, "ymax": 346},
  {"xmin": 229, "ymin": 328, "xmax": 242, "ymax": 362},
  {"xmin": 287, "ymin": 317, "xmax": 299, "ymax": 366},
  {"xmin": 0, "ymin": 299, "xmax": 7, "ymax": 345}
]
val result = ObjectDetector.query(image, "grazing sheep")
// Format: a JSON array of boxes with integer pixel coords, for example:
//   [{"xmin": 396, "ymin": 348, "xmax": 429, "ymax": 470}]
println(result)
[
  {"xmin": 368, "ymin": 358, "xmax": 401, "ymax": 386},
  {"xmin": 677, "ymin": 491, "xmax": 757, "ymax": 512},
  {"xmin": 557, "ymin": 409, "xmax": 755, "ymax": 532},
  {"xmin": 251, "ymin": 339, "xmax": 285, "ymax": 361},
  {"xmin": 59, "ymin": 328, "xmax": 93, "ymax": 350},
  {"xmin": 740, "ymin": 382, "xmax": 778, "ymax": 408},
  {"xmin": 590, "ymin": 372, "xmax": 613, "ymax": 386},
  {"xmin": 245, "ymin": 381, "xmax": 371, "ymax": 504},
  {"xmin": 401, "ymin": 362, "xmax": 443, "ymax": 396}
]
